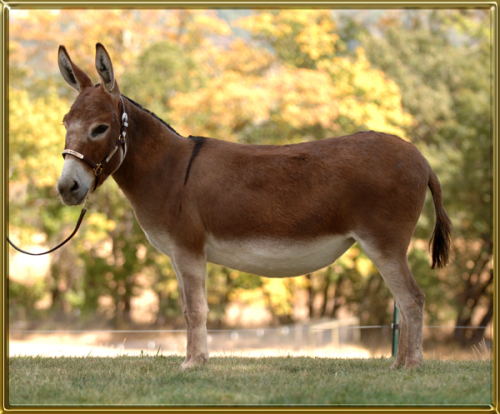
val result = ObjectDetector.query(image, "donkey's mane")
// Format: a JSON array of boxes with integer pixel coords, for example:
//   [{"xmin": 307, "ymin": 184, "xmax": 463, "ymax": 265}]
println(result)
[
  {"xmin": 94, "ymin": 83, "xmax": 183, "ymax": 137},
  {"xmin": 122, "ymin": 95, "xmax": 183, "ymax": 138},
  {"xmin": 120, "ymin": 92, "xmax": 205, "ymax": 186}
]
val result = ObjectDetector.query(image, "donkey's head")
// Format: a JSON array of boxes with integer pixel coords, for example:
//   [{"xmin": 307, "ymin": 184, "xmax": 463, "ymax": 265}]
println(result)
[{"xmin": 57, "ymin": 44, "xmax": 126, "ymax": 205}]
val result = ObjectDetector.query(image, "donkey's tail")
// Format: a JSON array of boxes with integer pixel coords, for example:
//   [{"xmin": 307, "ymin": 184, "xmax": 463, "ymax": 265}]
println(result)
[{"xmin": 428, "ymin": 169, "xmax": 453, "ymax": 268}]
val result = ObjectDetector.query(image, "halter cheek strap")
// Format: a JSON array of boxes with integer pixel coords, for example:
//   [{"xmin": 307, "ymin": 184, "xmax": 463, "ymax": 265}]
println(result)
[{"xmin": 62, "ymin": 95, "xmax": 128, "ymax": 192}]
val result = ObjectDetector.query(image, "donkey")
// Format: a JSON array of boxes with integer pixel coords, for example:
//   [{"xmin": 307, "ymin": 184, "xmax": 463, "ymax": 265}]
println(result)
[{"xmin": 57, "ymin": 43, "xmax": 452, "ymax": 370}]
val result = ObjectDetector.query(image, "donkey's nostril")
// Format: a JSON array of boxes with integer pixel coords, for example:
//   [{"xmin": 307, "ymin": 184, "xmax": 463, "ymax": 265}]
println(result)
[{"xmin": 70, "ymin": 181, "xmax": 80, "ymax": 193}]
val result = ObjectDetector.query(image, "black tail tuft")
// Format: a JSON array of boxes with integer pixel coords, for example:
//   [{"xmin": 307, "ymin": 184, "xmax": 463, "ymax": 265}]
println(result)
[{"xmin": 428, "ymin": 170, "xmax": 453, "ymax": 269}]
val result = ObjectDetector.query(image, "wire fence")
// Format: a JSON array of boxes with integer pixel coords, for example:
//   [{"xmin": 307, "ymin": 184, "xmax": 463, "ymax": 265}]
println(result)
[
  {"xmin": 8, "ymin": 320, "xmax": 493, "ymax": 360},
  {"xmin": 8, "ymin": 325, "xmax": 490, "ymax": 333}
]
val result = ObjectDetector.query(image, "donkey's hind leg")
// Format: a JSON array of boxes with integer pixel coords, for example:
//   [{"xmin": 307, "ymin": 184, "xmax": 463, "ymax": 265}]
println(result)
[
  {"xmin": 396, "ymin": 265, "xmax": 425, "ymax": 369},
  {"xmin": 356, "ymin": 239, "xmax": 425, "ymax": 369},
  {"xmin": 381, "ymin": 260, "xmax": 424, "ymax": 369}
]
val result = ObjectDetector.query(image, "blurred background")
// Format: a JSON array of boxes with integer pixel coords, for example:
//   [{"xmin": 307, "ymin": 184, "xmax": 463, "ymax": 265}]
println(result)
[{"xmin": 8, "ymin": 8, "xmax": 493, "ymax": 359}]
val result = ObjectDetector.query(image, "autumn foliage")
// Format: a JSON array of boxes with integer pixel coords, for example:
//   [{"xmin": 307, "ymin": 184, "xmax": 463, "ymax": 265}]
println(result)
[{"xmin": 8, "ymin": 9, "xmax": 492, "ymax": 345}]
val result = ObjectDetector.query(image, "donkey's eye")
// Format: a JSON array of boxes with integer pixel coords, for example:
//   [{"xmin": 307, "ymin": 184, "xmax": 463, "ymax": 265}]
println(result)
[{"xmin": 91, "ymin": 125, "xmax": 109, "ymax": 137}]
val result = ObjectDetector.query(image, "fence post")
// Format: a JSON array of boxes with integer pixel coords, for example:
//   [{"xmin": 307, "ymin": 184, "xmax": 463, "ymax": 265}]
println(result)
[{"xmin": 391, "ymin": 302, "xmax": 400, "ymax": 357}]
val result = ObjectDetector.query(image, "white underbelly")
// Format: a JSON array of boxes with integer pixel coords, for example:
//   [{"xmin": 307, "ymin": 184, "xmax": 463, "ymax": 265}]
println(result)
[{"xmin": 206, "ymin": 235, "xmax": 354, "ymax": 277}]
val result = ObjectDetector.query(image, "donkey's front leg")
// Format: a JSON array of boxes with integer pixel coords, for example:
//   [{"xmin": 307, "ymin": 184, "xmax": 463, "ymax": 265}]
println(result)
[{"xmin": 172, "ymin": 251, "xmax": 209, "ymax": 370}]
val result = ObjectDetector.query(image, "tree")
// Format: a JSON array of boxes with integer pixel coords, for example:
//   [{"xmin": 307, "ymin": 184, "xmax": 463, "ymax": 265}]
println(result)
[
  {"xmin": 167, "ymin": 10, "xmax": 412, "ymax": 331},
  {"xmin": 120, "ymin": 41, "xmax": 206, "ymax": 119},
  {"xmin": 170, "ymin": 10, "xmax": 412, "ymax": 144},
  {"xmin": 9, "ymin": 9, "xmax": 414, "ymax": 330},
  {"xmin": 361, "ymin": 9, "xmax": 493, "ymax": 344},
  {"xmin": 9, "ymin": 9, "xmax": 229, "ymax": 99},
  {"xmin": 8, "ymin": 9, "xmax": 235, "ymax": 329},
  {"xmin": 11, "ymin": 9, "xmax": 488, "ymax": 342}
]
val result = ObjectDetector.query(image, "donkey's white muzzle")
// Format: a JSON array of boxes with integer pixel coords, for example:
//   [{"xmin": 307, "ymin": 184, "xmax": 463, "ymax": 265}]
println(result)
[{"xmin": 57, "ymin": 157, "xmax": 93, "ymax": 205}]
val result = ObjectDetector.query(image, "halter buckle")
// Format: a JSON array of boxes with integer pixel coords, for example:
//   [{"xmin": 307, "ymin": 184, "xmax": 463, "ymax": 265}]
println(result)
[{"xmin": 94, "ymin": 164, "xmax": 103, "ymax": 176}]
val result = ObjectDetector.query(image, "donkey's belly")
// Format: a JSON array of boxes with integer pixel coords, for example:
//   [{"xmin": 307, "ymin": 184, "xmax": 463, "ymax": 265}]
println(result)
[{"xmin": 206, "ymin": 235, "xmax": 354, "ymax": 277}]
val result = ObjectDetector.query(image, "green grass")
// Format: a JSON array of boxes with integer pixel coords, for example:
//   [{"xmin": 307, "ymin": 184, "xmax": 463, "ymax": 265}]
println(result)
[{"xmin": 8, "ymin": 355, "xmax": 493, "ymax": 407}]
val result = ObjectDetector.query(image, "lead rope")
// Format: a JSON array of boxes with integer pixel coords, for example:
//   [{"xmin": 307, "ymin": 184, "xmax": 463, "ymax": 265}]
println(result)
[{"xmin": 7, "ymin": 197, "xmax": 89, "ymax": 256}]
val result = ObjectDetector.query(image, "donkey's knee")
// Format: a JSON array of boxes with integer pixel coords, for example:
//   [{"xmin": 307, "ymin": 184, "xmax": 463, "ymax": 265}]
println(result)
[
  {"xmin": 410, "ymin": 282, "xmax": 425, "ymax": 307},
  {"xmin": 183, "ymin": 306, "xmax": 208, "ymax": 327},
  {"xmin": 414, "ymin": 291, "xmax": 425, "ymax": 309},
  {"xmin": 401, "ymin": 287, "xmax": 425, "ymax": 321}
]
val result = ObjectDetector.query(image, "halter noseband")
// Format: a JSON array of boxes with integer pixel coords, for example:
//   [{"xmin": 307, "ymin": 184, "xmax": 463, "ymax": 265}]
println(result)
[{"xmin": 62, "ymin": 95, "xmax": 129, "ymax": 192}]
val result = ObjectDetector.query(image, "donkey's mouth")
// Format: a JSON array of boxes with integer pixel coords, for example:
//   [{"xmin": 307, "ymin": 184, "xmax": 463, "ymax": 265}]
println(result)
[
  {"xmin": 58, "ymin": 183, "xmax": 89, "ymax": 207},
  {"xmin": 74, "ymin": 189, "xmax": 89, "ymax": 206}
]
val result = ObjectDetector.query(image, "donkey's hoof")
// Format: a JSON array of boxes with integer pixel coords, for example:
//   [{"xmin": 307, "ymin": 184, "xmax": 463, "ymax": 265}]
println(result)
[
  {"xmin": 404, "ymin": 357, "xmax": 423, "ymax": 370},
  {"xmin": 181, "ymin": 354, "xmax": 208, "ymax": 370},
  {"xmin": 390, "ymin": 361, "xmax": 404, "ymax": 370}
]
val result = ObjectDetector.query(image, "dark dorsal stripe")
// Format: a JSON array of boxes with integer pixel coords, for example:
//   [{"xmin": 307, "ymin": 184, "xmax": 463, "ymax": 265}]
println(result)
[{"xmin": 184, "ymin": 136, "xmax": 206, "ymax": 185}]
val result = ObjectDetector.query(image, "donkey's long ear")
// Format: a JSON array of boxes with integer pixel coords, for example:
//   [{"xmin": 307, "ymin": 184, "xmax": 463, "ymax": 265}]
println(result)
[
  {"xmin": 95, "ymin": 43, "xmax": 119, "ymax": 95},
  {"xmin": 58, "ymin": 46, "xmax": 94, "ymax": 92}
]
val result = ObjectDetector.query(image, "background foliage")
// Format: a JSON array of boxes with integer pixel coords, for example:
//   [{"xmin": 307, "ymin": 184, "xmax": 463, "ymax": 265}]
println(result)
[{"xmin": 8, "ymin": 9, "xmax": 493, "ymax": 347}]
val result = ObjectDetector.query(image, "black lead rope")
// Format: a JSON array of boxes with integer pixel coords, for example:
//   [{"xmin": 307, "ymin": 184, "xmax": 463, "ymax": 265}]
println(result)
[{"xmin": 7, "ymin": 207, "xmax": 87, "ymax": 256}]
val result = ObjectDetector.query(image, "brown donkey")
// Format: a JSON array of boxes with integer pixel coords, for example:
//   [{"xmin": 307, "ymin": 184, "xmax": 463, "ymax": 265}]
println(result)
[{"xmin": 57, "ymin": 44, "xmax": 452, "ymax": 370}]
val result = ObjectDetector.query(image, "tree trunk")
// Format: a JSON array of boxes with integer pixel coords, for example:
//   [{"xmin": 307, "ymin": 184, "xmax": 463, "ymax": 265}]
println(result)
[
  {"xmin": 454, "ymin": 246, "xmax": 493, "ymax": 346},
  {"xmin": 306, "ymin": 274, "xmax": 314, "ymax": 319},
  {"xmin": 320, "ymin": 277, "xmax": 331, "ymax": 317}
]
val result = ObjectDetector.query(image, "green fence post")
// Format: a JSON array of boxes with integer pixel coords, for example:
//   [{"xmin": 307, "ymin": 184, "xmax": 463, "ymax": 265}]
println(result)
[{"xmin": 391, "ymin": 302, "xmax": 400, "ymax": 357}]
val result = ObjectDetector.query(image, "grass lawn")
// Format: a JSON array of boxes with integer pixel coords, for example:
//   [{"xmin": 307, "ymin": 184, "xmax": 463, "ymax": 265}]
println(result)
[{"xmin": 8, "ymin": 355, "xmax": 493, "ymax": 407}]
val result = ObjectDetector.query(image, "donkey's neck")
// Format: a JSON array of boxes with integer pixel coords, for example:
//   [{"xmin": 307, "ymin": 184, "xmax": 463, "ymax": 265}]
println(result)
[{"xmin": 111, "ymin": 96, "xmax": 187, "ymax": 208}]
